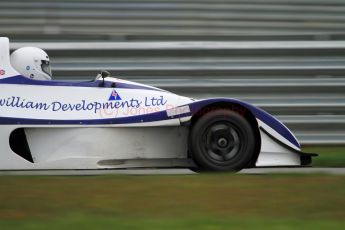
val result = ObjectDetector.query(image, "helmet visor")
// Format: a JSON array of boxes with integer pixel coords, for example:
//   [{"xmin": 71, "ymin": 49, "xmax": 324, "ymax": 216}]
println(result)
[{"xmin": 41, "ymin": 60, "xmax": 52, "ymax": 77}]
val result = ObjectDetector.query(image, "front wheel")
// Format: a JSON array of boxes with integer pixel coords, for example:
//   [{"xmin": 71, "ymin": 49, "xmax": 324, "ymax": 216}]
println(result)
[{"xmin": 189, "ymin": 109, "xmax": 256, "ymax": 172}]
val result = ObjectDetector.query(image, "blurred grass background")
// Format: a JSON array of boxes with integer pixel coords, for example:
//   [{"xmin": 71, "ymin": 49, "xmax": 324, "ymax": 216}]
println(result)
[
  {"xmin": 1, "ymin": 148, "xmax": 345, "ymax": 229},
  {"xmin": 303, "ymin": 146, "xmax": 345, "ymax": 167},
  {"xmin": 0, "ymin": 174, "xmax": 344, "ymax": 229}
]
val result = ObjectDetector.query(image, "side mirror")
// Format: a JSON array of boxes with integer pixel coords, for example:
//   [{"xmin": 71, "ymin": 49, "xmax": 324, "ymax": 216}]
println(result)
[
  {"xmin": 101, "ymin": 70, "xmax": 111, "ymax": 79},
  {"xmin": 99, "ymin": 70, "xmax": 111, "ymax": 87}
]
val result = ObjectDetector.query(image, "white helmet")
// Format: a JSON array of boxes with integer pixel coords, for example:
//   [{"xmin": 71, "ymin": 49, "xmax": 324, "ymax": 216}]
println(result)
[{"xmin": 10, "ymin": 47, "xmax": 52, "ymax": 80}]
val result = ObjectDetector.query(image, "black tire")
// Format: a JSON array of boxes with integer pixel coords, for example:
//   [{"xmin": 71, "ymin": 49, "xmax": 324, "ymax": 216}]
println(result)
[{"xmin": 189, "ymin": 109, "xmax": 256, "ymax": 172}]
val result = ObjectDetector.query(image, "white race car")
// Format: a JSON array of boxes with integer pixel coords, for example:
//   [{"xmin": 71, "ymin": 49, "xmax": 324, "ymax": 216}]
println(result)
[{"xmin": 0, "ymin": 37, "xmax": 316, "ymax": 172}]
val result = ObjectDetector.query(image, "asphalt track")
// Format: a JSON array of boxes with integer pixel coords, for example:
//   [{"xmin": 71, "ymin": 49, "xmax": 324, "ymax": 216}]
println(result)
[{"xmin": 0, "ymin": 168, "xmax": 345, "ymax": 176}]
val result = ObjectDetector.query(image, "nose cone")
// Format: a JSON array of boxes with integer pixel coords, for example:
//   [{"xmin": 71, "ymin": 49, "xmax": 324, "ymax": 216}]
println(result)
[{"xmin": 254, "ymin": 107, "xmax": 301, "ymax": 149}]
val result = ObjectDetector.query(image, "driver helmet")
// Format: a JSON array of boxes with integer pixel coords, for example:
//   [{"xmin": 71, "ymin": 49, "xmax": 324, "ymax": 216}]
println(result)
[{"xmin": 10, "ymin": 47, "xmax": 52, "ymax": 80}]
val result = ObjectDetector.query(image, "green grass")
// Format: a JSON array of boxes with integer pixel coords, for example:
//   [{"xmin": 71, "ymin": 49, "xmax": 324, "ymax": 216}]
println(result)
[
  {"xmin": 0, "ymin": 174, "xmax": 344, "ymax": 229},
  {"xmin": 1, "ymin": 215, "xmax": 345, "ymax": 230},
  {"xmin": 302, "ymin": 146, "xmax": 345, "ymax": 167}
]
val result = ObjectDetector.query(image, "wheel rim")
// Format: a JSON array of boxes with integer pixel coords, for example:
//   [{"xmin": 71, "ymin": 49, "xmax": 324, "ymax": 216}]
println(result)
[{"xmin": 202, "ymin": 121, "xmax": 243, "ymax": 163}]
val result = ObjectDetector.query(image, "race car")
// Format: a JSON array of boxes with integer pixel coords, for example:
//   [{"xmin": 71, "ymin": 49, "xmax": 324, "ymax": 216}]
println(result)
[{"xmin": 0, "ymin": 37, "xmax": 316, "ymax": 172}]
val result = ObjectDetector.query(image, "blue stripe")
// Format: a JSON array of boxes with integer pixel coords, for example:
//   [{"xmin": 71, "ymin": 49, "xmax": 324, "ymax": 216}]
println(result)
[
  {"xmin": 0, "ymin": 75, "xmax": 163, "ymax": 92},
  {"xmin": 0, "ymin": 109, "xmax": 184, "ymax": 125}
]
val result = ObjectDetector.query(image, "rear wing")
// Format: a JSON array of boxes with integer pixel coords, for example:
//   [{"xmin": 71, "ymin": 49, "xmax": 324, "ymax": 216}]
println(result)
[{"xmin": 0, "ymin": 37, "xmax": 20, "ymax": 78}]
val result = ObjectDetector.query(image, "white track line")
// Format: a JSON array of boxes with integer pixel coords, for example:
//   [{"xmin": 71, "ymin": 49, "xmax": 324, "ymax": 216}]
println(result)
[
  {"xmin": 0, "ymin": 168, "xmax": 344, "ymax": 175},
  {"xmin": 240, "ymin": 167, "xmax": 345, "ymax": 175}
]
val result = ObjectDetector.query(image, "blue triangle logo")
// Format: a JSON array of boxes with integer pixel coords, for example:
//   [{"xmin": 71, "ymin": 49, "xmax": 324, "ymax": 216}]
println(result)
[{"xmin": 108, "ymin": 89, "xmax": 122, "ymax": 101}]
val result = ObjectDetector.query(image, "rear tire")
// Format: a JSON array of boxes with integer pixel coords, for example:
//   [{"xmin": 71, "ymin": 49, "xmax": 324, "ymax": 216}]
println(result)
[{"xmin": 189, "ymin": 109, "xmax": 256, "ymax": 172}]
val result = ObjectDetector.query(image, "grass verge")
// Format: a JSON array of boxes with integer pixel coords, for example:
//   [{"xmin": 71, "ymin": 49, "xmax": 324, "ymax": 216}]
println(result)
[
  {"xmin": 302, "ymin": 146, "xmax": 345, "ymax": 167},
  {"xmin": 0, "ymin": 174, "xmax": 344, "ymax": 229}
]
